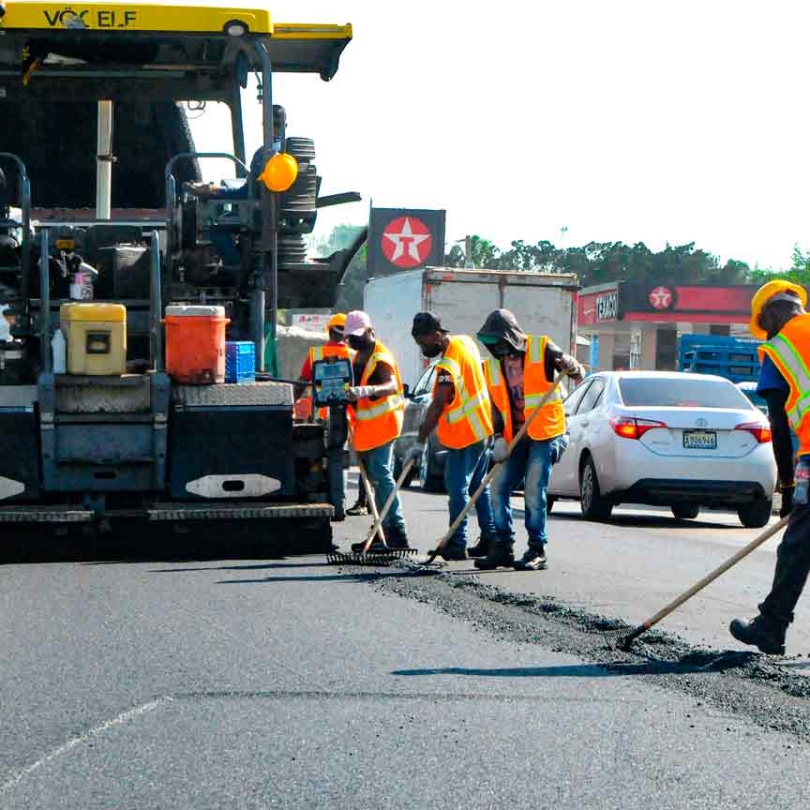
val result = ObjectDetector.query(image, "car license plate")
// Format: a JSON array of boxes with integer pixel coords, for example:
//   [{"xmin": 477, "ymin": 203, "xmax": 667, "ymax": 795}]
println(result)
[{"xmin": 683, "ymin": 430, "xmax": 717, "ymax": 450}]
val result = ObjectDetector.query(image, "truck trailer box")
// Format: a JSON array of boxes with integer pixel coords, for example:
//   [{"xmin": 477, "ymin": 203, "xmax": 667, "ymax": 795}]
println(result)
[{"xmin": 363, "ymin": 268, "xmax": 580, "ymax": 388}]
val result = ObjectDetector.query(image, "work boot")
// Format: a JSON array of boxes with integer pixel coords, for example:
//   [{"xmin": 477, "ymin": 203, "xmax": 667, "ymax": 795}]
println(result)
[
  {"xmin": 385, "ymin": 527, "xmax": 414, "ymax": 550},
  {"xmin": 350, "ymin": 538, "xmax": 387, "ymax": 553},
  {"xmin": 346, "ymin": 500, "xmax": 369, "ymax": 517},
  {"xmin": 467, "ymin": 535, "xmax": 494, "ymax": 559},
  {"xmin": 474, "ymin": 542, "xmax": 514, "ymax": 570},
  {"xmin": 729, "ymin": 614, "xmax": 787, "ymax": 655},
  {"xmin": 439, "ymin": 545, "xmax": 468, "ymax": 562},
  {"xmin": 514, "ymin": 546, "xmax": 547, "ymax": 571}
]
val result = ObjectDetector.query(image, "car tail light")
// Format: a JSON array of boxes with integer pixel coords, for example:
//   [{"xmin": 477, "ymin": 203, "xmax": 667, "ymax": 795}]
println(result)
[
  {"xmin": 610, "ymin": 417, "xmax": 667, "ymax": 440},
  {"xmin": 735, "ymin": 422, "xmax": 772, "ymax": 443}
]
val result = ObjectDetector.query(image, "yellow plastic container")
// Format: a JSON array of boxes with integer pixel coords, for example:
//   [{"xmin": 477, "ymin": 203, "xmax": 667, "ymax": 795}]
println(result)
[{"xmin": 60, "ymin": 303, "xmax": 127, "ymax": 376}]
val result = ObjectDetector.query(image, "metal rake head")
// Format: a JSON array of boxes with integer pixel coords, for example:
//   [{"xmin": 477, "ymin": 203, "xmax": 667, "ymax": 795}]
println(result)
[{"xmin": 326, "ymin": 548, "xmax": 420, "ymax": 567}]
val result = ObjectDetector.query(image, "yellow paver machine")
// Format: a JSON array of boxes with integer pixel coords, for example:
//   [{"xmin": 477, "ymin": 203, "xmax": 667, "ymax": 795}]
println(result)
[{"xmin": 0, "ymin": 1, "xmax": 363, "ymax": 552}]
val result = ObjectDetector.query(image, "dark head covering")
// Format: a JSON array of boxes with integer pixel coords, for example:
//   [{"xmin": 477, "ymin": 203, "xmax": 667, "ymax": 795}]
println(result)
[
  {"xmin": 411, "ymin": 311, "xmax": 449, "ymax": 337},
  {"xmin": 477, "ymin": 309, "xmax": 528, "ymax": 353}
]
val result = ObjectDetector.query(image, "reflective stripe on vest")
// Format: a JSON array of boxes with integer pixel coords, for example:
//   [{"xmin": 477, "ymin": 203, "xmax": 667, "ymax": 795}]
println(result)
[
  {"xmin": 351, "ymin": 341, "xmax": 405, "ymax": 452},
  {"xmin": 762, "ymin": 315, "xmax": 810, "ymax": 455},
  {"xmin": 435, "ymin": 335, "xmax": 493, "ymax": 449}
]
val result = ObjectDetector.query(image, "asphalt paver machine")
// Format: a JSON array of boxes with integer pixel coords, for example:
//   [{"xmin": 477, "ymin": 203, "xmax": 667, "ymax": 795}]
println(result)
[{"xmin": 0, "ymin": 1, "xmax": 363, "ymax": 552}]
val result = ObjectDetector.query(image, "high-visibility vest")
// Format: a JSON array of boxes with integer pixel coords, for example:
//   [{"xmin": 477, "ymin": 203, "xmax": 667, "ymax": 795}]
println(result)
[
  {"xmin": 350, "ymin": 340, "xmax": 405, "ymax": 452},
  {"xmin": 306, "ymin": 343, "xmax": 353, "ymax": 421},
  {"xmin": 434, "ymin": 335, "xmax": 494, "ymax": 450},
  {"xmin": 482, "ymin": 335, "xmax": 565, "ymax": 443},
  {"xmin": 759, "ymin": 313, "xmax": 810, "ymax": 457}
]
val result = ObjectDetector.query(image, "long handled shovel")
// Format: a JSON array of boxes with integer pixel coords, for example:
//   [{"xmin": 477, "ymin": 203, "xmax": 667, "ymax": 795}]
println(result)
[
  {"xmin": 614, "ymin": 514, "xmax": 789, "ymax": 650},
  {"xmin": 425, "ymin": 374, "xmax": 568, "ymax": 565}
]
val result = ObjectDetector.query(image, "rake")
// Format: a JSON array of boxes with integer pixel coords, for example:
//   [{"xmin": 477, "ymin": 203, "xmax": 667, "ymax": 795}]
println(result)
[
  {"xmin": 607, "ymin": 515, "xmax": 789, "ymax": 651},
  {"xmin": 327, "ymin": 444, "xmax": 419, "ymax": 566},
  {"xmin": 424, "ymin": 374, "xmax": 567, "ymax": 565}
]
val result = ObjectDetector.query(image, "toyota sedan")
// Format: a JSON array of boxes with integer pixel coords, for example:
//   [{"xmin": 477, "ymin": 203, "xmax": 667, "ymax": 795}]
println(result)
[{"xmin": 548, "ymin": 371, "xmax": 777, "ymax": 527}]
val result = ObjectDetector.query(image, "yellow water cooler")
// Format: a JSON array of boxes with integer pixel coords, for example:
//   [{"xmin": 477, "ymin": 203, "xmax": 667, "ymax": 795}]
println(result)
[{"xmin": 60, "ymin": 302, "xmax": 127, "ymax": 375}]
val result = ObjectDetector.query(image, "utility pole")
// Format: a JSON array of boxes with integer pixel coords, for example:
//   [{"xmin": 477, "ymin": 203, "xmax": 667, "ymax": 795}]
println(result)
[{"xmin": 464, "ymin": 235, "xmax": 475, "ymax": 269}]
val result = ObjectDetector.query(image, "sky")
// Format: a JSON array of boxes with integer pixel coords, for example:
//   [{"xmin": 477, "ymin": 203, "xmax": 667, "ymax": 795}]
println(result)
[{"xmin": 190, "ymin": 0, "xmax": 810, "ymax": 270}]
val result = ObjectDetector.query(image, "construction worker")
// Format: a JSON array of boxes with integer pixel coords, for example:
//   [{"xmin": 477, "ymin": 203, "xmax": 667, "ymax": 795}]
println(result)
[
  {"xmin": 474, "ymin": 309, "xmax": 584, "ymax": 571},
  {"xmin": 408, "ymin": 312, "xmax": 497, "ymax": 561},
  {"xmin": 294, "ymin": 313, "xmax": 351, "ymax": 420},
  {"xmin": 730, "ymin": 280, "xmax": 810, "ymax": 655},
  {"xmin": 343, "ymin": 310, "xmax": 410, "ymax": 550}
]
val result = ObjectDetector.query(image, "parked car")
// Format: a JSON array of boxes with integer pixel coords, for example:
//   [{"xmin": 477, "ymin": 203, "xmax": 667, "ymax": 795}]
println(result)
[
  {"xmin": 393, "ymin": 362, "xmax": 447, "ymax": 492},
  {"xmin": 547, "ymin": 371, "xmax": 777, "ymax": 527}
]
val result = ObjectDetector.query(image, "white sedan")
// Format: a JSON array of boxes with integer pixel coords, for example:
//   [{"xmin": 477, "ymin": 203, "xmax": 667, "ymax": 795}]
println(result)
[{"xmin": 548, "ymin": 371, "xmax": 777, "ymax": 527}]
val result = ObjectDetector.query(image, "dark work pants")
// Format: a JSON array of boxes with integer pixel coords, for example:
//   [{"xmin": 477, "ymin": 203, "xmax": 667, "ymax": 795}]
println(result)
[{"xmin": 760, "ymin": 502, "xmax": 810, "ymax": 627}]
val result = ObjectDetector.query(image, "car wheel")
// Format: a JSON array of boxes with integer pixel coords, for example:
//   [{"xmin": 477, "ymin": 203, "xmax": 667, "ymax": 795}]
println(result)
[
  {"xmin": 672, "ymin": 504, "xmax": 700, "ymax": 521},
  {"xmin": 738, "ymin": 497, "xmax": 772, "ymax": 529},
  {"xmin": 546, "ymin": 496, "xmax": 556, "ymax": 515},
  {"xmin": 419, "ymin": 441, "xmax": 445, "ymax": 493},
  {"xmin": 579, "ymin": 457, "xmax": 612, "ymax": 521}
]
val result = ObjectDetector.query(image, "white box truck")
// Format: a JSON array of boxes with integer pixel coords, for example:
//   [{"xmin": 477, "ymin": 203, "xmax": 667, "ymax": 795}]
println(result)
[{"xmin": 363, "ymin": 268, "xmax": 580, "ymax": 388}]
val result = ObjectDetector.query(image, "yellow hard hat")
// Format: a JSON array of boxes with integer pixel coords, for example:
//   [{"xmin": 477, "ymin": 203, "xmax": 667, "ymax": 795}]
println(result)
[
  {"xmin": 327, "ymin": 313, "xmax": 347, "ymax": 334},
  {"xmin": 749, "ymin": 280, "xmax": 808, "ymax": 339}
]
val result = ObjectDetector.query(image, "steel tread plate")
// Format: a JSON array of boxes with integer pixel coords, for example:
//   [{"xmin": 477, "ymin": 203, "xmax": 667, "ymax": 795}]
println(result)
[
  {"xmin": 0, "ymin": 508, "xmax": 93, "ymax": 523},
  {"xmin": 147, "ymin": 503, "xmax": 333, "ymax": 521},
  {"xmin": 172, "ymin": 382, "xmax": 292, "ymax": 407}
]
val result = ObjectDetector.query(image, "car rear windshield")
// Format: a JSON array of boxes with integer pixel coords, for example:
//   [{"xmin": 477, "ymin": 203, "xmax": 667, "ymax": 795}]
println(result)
[{"xmin": 619, "ymin": 377, "xmax": 752, "ymax": 409}]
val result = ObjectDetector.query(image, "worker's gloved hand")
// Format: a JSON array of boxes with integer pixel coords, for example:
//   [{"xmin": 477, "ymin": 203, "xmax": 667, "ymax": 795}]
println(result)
[
  {"xmin": 348, "ymin": 385, "xmax": 375, "ymax": 401},
  {"xmin": 780, "ymin": 486, "xmax": 795, "ymax": 518},
  {"xmin": 405, "ymin": 444, "xmax": 424, "ymax": 466},
  {"xmin": 492, "ymin": 436, "xmax": 511, "ymax": 464}
]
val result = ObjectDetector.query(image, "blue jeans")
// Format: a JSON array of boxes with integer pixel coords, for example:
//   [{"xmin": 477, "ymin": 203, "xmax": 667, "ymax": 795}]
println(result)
[
  {"xmin": 358, "ymin": 440, "xmax": 407, "ymax": 536},
  {"xmin": 491, "ymin": 435, "xmax": 565, "ymax": 550},
  {"xmin": 443, "ymin": 439, "xmax": 496, "ymax": 551}
]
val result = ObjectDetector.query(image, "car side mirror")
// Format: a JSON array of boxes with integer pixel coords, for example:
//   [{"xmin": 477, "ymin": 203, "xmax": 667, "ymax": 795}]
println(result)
[{"xmin": 403, "ymin": 383, "xmax": 411, "ymax": 398}]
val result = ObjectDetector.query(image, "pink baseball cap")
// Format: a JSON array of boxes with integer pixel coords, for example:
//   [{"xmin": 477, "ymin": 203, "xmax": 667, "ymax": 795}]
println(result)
[{"xmin": 344, "ymin": 310, "xmax": 373, "ymax": 336}]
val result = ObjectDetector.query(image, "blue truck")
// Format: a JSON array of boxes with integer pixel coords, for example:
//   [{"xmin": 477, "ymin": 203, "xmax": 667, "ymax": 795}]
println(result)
[{"xmin": 677, "ymin": 334, "xmax": 762, "ymax": 384}]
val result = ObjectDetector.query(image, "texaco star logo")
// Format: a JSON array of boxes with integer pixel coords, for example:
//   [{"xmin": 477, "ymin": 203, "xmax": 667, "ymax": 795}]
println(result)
[
  {"xmin": 381, "ymin": 216, "xmax": 433, "ymax": 269},
  {"xmin": 649, "ymin": 286, "xmax": 673, "ymax": 310}
]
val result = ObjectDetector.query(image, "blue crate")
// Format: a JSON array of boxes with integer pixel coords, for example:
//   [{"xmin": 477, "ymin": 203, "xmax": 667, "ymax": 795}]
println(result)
[{"xmin": 225, "ymin": 341, "xmax": 256, "ymax": 384}]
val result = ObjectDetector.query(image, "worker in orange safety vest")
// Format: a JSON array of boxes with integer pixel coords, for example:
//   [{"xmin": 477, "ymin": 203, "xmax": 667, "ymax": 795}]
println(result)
[
  {"xmin": 343, "ymin": 310, "xmax": 411, "ymax": 551},
  {"xmin": 475, "ymin": 309, "xmax": 584, "ymax": 572},
  {"xmin": 408, "ymin": 311, "xmax": 497, "ymax": 561},
  {"xmin": 294, "ymin": 313, "xmax": 353, "ymax": 421},
  {"xmin": 730, "ymin": 280, "xmax": 810, "ymax": 655}
]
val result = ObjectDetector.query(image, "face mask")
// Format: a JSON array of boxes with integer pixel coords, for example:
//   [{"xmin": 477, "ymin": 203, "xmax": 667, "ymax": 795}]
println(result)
[
  {"xmin": 420, "ymin": 341, "xmax": 443, "ymax": 359},
  {"xmin": 348, "ymin": 335, "xmax": 373, "ymax": 351},
  {"xmin": 488, "ymin": 342, "xmax": 513, "ymax": 359}
]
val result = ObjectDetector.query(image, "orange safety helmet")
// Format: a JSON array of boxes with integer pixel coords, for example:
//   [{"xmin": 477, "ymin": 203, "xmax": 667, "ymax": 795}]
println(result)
[
  {"xmin": 749, "ymin": 280, "xmax": 808, "ymax": 339},
  {"xmin": 327, "ymin": 313, "xmax": 347, "ymax": 335}
]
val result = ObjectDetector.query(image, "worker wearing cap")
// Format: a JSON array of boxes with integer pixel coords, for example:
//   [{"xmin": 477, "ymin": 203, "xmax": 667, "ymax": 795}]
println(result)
[
  {"xmin": 343, "ymin": 310, "xmax": 410, "ymax": 550},
  {"xmin": 730, "ymin": 280, "xmax": 810, "ymax": 655},
  {"xmin": 475, "ymin": 309, "xmax": 584, "ymax": 571},
  {"xmin": 294, "ymin": 313, "xmax": 352, "ymax": 421},
  {"xmin": 408, "ymin": 312, "xmax": 497, "ymax": 561}
]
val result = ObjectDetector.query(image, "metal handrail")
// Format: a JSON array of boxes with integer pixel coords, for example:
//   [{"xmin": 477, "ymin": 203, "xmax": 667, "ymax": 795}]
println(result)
[{"xmin": 0, "ymin": 152, "xmax": 32, "ymax": 327}]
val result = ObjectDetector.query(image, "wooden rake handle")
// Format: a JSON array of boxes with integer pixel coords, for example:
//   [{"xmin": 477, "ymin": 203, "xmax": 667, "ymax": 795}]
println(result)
[
  {"xmin": 426, "ymin": 374, "xmax": 568, "ymax": 564},
  {"xmin": 361, "ymin": 456, "xmax": 418, "ymax": 553},
  {"xmin": 619, "ymin": 514, "xmax": 790, "ymax": 648}
]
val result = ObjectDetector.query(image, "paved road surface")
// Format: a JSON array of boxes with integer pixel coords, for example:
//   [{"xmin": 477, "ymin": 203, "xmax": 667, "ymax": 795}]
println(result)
[{"xmin": 1, "ymin": 483, "xmax": 810, "ymax": 808}]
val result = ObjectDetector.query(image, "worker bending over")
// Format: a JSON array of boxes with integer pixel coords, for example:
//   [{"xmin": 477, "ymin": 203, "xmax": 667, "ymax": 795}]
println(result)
[{"xmin": 476, "ymin": 309, "xmax": 584, "ymax": 571}]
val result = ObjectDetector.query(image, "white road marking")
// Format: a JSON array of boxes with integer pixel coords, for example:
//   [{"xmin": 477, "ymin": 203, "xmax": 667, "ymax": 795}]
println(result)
[{"xmin": 0, "ymin": 696, "xmax": 172, "ymax": 795}]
